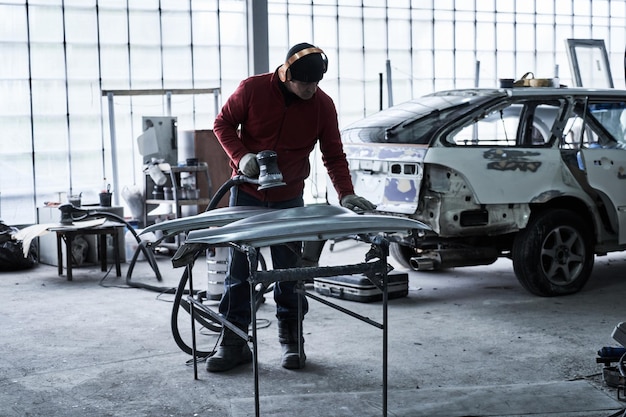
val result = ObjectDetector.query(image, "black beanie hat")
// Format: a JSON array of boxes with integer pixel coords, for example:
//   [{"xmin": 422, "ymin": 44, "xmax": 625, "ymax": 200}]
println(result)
[{"xmin": 285, "ymin": 42, "xmax": 327, "ymax": 82}]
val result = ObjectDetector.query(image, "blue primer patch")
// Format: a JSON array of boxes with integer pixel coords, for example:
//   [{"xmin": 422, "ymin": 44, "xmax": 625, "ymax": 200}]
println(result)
[{"xmin": 384, "ymin": 178, "xmax": 418, "ymax": 202}]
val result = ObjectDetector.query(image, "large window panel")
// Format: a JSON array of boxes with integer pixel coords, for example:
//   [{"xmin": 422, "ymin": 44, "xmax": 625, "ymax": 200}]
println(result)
[
  {"xmin": 67, "ymin": 114, "xmax": 102, "ymax": 153},
  {"xmin": 338, "ymin": 77, "xmax": 366, "ymax": 124},
  {"xmin": 455, "ymin": 19, "xmax": 476, "ymax": 51},
  {"xmin": 286, "ymin": 12, "xmax": 314, "ymax": 43},
  {"xmin": 129, "ymin": 45, "xmax": 163, "ymax": 87},
  {"xmin": 455, "ymin": 50, "xmax": 478, "ymax": 86},
  {"xmin": 412, "ymin": 49, "xmax": 434, "ymax": 84},
  {"xmin": 517, "ymin": 52, "xmax": 537, "ymax": 76},
  {"xmin": 218, "ymin": 45, "xmax": 249, "ymax": 96},
  {"xmin": 30, "ymin": 79, "xmax": 67, "ymax": 119},
  {"xmin": 535, "ymin": 23, "xmax": 555, "ymax": 52},
  {"xmin": 64, "ymin": 7, "xmax": 98, "ymax": 44},
  {"xmin": 32, "ymin": 118, "xmax": 70, "ymax": 197},
  {"xmin": 0, "ymin": 116, "xmax": 32, "ymax": 154},
  {"xmin": 362, "ymin": 50, "xmax": 386, "ymax": 110},
  {"xmin": 162, "ymin": 10, "xmax": 192, "ymax": 46},
  {"xmin": 497, "ymin": 50, "xmax": 516, "ymax": 79},
  {"xmin": 475, "ymin": 11, "xmax": 496, "ymax": 51},
  {"xmin": 363, "ymin": 6, "xmax": 387, "ymax": 50},
  {"xmin": 100, "ymin": 46, "xmax": 129, "ymax": 86},
  {"xmin": 67, "ymin": 82, "xmax": 102, "ymax": 120},
  {"xmin": 477, "ymin": 52, "xmax": 496, "ymax": 87},
  {"xmin": 537, "ymin": 52, "xmax": 558, "ymax": 79},
  {"xmin": 192, "ymin": 45, "xmax": 222, "ymax": 85},
  {"xmin": 571, "ymin": 22, "xmax": 592, "ymax": 39},
  {"xmin": 192, "ymin": 10, "xmax": 220, "ymax": 46},
  {"xmin": 573, "ymin": 0, "xmax": 592, "ymax": 17},
  {"xmin": 129, "ymin": 9, "xmax": 161, "ymax": 45},
  {"xmin": 100, "ymin": 97, "xmax": 139, "ymax": 186},
  {"xmin": 64, "ymin": 0, "xmax": 96, "ymax": 7},
  {"xmin": 98, "ymin": 8, "xmax": 128, "ymax": 44},
  {"xmin": 27, "ymin": 5, "xmax": 64, "ymax": 43},
  {"xmin": 312, "ymin": 12, "xmax": 337, "ymax": 52},
  {"xmin": 161, "ymin": 0, "xmax": 190, "ymax": 12},
  {"xmin": 66, "ymin": 44, "xmax": 100, "ymax": 80},
  {"xmin": 0, "ymin": 4, "xmax": 28, "ymax": 42},
  {"xmin": 336, "ymin": 39, "xmax": 364, "ymax": 117},
  {"xmin": 433, "ymin": 17, "xmax": 454, "ymax": 50},
  {"xmin": 0, "ymin": 79, "xmax": 30, "ymax": 116},
  {"xmin": 313, "ymin": 3, "xmax": 337, "ymax": 45},
  {"xmin": 163, "ymin": 46, "xmax": 193, "ymax": 85},
  {"xmin": 217, "ymin": 4, "xmax": 247, "ymax": 46},
  {"xmin": 516, "ymin": 23, "xmax": 536, "ymax": 54},
  {"xmin": 495, "ymin": 20, "xmax": 515, "ymax": 53},
  {"xmin": 495, "ymin": 0, "xmax": 515, "ymax": 14},
  {"xmin": 536, "ymin": 1, "xmax": 555, "ymax": 15},
  {"xmin": 1, "ymin": 1, "xmax": 626, "ymax": 226},
  {"xmin": 128, "ymin": 0, "xmax": 159, "ymax": 11},
  {"xmin": 188, "ymin": 94, "xmax": 220, "ymax": 130},
  {"xmin": 29, "ymin": 43, "xmax": 66, "ymax": 79}
]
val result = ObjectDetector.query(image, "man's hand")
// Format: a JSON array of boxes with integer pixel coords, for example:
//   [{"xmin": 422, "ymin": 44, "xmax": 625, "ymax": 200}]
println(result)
[
  {"xmin": 340, "ymin": 194, "xmax": 377, "ymax": 212},
  {"xmin": 239, "ymin": 153, "xmax": 260, "ymax": 177}
]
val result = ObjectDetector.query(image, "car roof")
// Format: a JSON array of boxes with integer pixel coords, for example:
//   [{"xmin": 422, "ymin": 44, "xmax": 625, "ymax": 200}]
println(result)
[
  {"xmin": 432, "ymin": 86, "xmax": 626, "ymax": 99},
  {"xmin": 341, "ymin": 86, "xmax": 626, "ymax": 144}
]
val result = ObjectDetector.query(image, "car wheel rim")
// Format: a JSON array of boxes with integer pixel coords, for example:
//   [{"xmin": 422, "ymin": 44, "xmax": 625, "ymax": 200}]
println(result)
[{"xmin": 540, "ymin": 225, "xmax": 585, "ymax": 286}]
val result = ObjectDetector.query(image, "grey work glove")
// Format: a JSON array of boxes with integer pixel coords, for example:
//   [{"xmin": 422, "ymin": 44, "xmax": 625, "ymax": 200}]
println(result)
[
  {"xmin": 340, "ymin": 194, "xmax": 377, "ymax": 212},
  {"xmin": 239, "ymin": 153, "xmax": 260, "ymax": 177}
]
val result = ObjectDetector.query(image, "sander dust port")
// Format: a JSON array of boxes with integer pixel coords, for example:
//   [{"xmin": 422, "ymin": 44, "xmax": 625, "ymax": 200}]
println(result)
[{"xmin": 206, "ymin": 246, "xmax": 228, "ymax": 300}]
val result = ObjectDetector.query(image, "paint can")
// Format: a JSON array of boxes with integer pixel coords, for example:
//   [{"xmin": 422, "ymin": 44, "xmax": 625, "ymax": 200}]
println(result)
[{"xmin": 206, "ymin": 246, "xmax": 228, "ymax": 300}]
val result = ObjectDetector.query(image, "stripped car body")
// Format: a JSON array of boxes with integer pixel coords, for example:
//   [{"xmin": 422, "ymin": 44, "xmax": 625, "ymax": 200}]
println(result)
[{"xmin": 328, "ymin": 87, "xmax": 626, "ymax": 296}]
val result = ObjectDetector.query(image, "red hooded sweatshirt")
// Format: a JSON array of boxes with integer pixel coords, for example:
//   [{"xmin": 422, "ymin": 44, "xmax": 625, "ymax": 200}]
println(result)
[{"xmin": 213, "ymin": 71, "xmax": 354, "ymax": 202}]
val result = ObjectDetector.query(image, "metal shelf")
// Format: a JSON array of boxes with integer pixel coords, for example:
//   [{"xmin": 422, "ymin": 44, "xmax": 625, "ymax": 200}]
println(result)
[{"xmin": 143, "ymin": 162, "xmax": 211, "ymax": 247}]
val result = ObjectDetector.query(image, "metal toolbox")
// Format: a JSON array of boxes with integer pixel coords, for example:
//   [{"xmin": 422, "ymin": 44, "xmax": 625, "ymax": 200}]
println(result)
[{"xmin": 313, "ymin": 272, "xmax": 408, "ymax": 303}]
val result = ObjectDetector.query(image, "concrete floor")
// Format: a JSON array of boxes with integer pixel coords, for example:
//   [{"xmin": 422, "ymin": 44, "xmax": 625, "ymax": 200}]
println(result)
[{"xmin": 1, "ymin": 239, "xmax": 625, "ymax": 416}]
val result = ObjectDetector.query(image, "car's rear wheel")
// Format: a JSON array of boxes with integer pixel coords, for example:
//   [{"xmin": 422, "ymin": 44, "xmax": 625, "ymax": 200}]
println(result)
[{"xmin": 512, "ymin": 209, "xmax": 594, "ymax": 296}]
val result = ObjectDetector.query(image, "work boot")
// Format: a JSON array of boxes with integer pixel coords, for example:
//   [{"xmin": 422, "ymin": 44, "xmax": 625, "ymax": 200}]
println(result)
[
  {"xmin": 278, "ymin": 319, "xmax": 306, "ymax": 369},
  {"xmin": 206, "ymin": 323, "xmax": 252, "ymax": 372}
]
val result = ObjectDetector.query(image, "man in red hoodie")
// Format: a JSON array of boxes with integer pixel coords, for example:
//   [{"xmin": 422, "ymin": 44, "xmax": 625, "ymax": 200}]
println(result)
[{"xmin": 208, "ymin": 42, "xmax": 375, "ymax": 372}]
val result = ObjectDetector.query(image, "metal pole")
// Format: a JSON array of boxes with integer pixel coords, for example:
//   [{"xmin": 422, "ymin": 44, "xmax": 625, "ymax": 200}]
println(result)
[
  {"xmin": 379, "ymin": 73, "xmax": 383, "ymax": 110},
  {"xmin": 248, "ymin": 247, "xmax": 261, "ymax": 417},
  {"xmin": 382, "ymin": 256, "xmax": 388, "ymax": 416},
  {"xmin": 106, "ymin": 92, "xmax": 120, "ymax": 206},
  {"xmin": 187, "ymin": 265, "xmax": 198, "ymax": 380},
  {"xmin": 474, "ymin": 60, "xmax": 481, "ymax": 87},
  {"xmin": 214, "ymin": 90, "xmax": 220, "ymax": 117},
  {"xmin": 386, "ymin": 59, "xmax": 393, "ymax": 107}
]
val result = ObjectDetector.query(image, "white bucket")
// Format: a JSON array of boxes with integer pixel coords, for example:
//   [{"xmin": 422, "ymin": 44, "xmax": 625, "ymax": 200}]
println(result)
[
  {"xmin": 125, "ymin": 228, "xmax": 156, "ymax": 262},
  {"xmin": 206, "ymin": 246, "xmax": 228, "ymax": 300}
]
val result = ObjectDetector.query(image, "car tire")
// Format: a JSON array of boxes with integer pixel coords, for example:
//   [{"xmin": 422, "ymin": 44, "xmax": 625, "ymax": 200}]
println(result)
[{"xmin": 512, "ymin": 209, "xmax": 594, "ymax": 296}]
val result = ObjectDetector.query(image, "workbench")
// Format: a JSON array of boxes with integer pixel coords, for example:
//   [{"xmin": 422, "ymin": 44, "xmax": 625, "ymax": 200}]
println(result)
[{"xmin": 49, "ymin": 220, "xmax": 125, "ymax": 281}]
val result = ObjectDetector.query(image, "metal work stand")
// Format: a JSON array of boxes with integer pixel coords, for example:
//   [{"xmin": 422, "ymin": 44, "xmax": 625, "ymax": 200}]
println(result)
[{"xmin": 186, "ymin": 236, "xmax": 392, "ymax": 417}]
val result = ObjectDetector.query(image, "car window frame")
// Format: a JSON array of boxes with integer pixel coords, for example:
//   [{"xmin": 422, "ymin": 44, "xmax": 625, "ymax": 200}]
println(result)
[{"xmin": 440, "ymin": 98, "xmax": 565, "ymax": 148}]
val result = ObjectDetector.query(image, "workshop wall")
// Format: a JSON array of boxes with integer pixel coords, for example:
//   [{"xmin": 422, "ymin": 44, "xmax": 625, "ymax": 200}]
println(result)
[{"xmin": 0, "ymin": 0, "xmax": 624, "ymax": 226}]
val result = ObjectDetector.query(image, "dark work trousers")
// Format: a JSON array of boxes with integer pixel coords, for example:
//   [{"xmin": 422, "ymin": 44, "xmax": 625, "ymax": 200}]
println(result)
[{"xmin": 218, "ymin": 187, "xmax": 309, "ymax": 327}]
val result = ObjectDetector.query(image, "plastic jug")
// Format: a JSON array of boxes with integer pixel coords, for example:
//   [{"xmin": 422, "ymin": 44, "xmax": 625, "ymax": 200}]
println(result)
[{"xmin": 125, "ymin": 225, "xmax": 156, "ymax": 262}]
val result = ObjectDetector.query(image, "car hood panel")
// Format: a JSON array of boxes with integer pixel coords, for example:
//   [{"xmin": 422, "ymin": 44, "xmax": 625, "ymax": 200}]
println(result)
[
  {"xmin": 140, "ymin": 206, "xmax": 276, "ymax": 237},
  {"xmin": 172, "ymin": 205, "xmax": 429, "ymax": 265}
]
